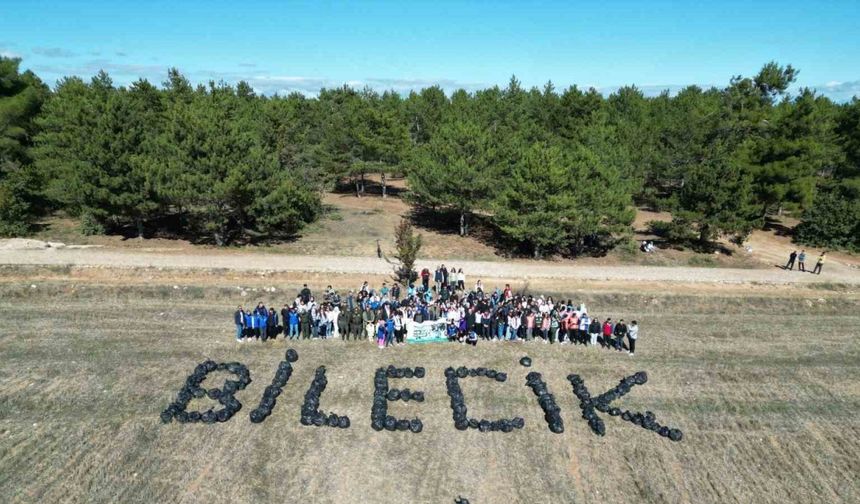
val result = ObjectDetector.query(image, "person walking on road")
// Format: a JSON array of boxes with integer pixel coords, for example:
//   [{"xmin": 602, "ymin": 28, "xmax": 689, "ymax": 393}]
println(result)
[
  {"xmin": 812, "ymin": 252, "xmax": 826, "ymax": 275},
  {"xmin": 798, "ymin": 250, "xmax": 807, "ymax": 272},
  {"xmin": 785, "ymin": 250, "xmax": 797, "ymax": 270}
]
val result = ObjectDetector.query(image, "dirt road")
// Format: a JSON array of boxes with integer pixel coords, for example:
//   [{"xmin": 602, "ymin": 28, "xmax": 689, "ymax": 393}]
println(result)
[{"xmin": 3, "ymin": 245, "xmax": 857, "ymax": 285}]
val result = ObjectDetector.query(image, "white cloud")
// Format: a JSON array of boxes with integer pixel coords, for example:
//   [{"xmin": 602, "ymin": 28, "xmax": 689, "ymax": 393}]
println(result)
[
  {"xmin": 813, "ymin": 80, "xmax": 860, "ymax": 102},
  {"xmin": 32, "ymin": 47, "xmax": 76, "ymax": 58}
]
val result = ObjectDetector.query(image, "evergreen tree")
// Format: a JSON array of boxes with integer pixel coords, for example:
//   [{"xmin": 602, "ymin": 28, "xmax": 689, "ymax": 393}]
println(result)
[
  {"xmin": 0, "ymin": 56, "xmax": 48, "ymax": 235},
  {"xmin": 673, "ymin": 152, "xmax": 761, "ymax": 245},
  {"xmin": 407, "ymin": 118, "xmax": 499, "ymax": 236},
  {"xmin": 492, "ymin": 142, "xmax": 633, "ymax": 257}
]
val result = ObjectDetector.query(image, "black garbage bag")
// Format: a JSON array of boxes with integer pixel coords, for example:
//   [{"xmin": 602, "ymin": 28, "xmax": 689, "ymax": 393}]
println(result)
[
  {"xmin": 215, "ymin": 409, "xmax": 231, "ymax": 422},
  {"xmin": 284, "ymin": 349, "xmax": 298, "ymax": 362},
  {"xmin": 160, "ymin": 410, "xmax": 173, "ymax": 423},
  {"xmin": 454, "ymin": 497, "xmax": 470, "ymax": 504},
  {"xmin": 396, "ymin": 419, "xmax": 410, "ymax": 431},
  {"xmin": 175, "ymin": 411, "xmax": 189, "ymax": 423},
  {"xmin": 456, "ymin": 367, "xmax": 468, "ymax": 378},
  {"xmin": 608, "ymin": 407, "xmax": 622, "ymax": 417},
  {"xmin": 260, "ymin": 396, "xmax": 276, "ymax": 411},
  {"xmin": 327, "ymin": 413, "xmax": 340, "ymax": 427},
  {"xmin": 409, "ymin": 418, "xmax": 423, "ymax": 433},
  {"xmin": 400, "ymin": 388, "xmax": 411, "ymax": 401},
  {"xmin": 312, "ymin": 414, "xmax": 325, "ymax": 427},
  {"xmin": 338, "ymin": 416, "xmax": 351, "ymax": 429},
  {"xmin": 468, "ymin": 418, "xmax": 479, "ymax": 429},
  {"xmin": 250, "ymin": 409, "xmax": 266, "ymax": 423},
  {"xmin": 478, "ymin": 420, "xmax": 491, "ymax": 432},
  {"xmin": 188, "ymin": 411, "xmax": 202, "ymax": 422},
  {"xmin": 414, "ymin": 367, "xmax": 425, "ymax": 378},
  {"xmin": 476, "ymin": 367, "xmax": 487, "ymax": 376},
  {"xmin": 444, "ymin": 367, "xmax": 455, "ymax": 378},
  {"xmin": 411, "ymin": 391, "xmax": 424, "ymax": 402},
  {"xmin": 486, "ymin": 369, "xmax": 497, "ymax": 379},
  {"xmin": 385, "ymin": 416, "xmax": 397, "ymax": 431},
  {"xmin": 387, "ymin": 389, "xmax": 400, "ymax": 401},
  {"xmin": 519, "ymin": 356, "xmax": 532, "ymax": 367},
  {"xmin": 403, "ymin": 368, "xmax": 414, "ymax": 379},
  {"xmin": 549, "ymin": 421, "xmax": 564, "ymax": 433},
  {"xmin": 668, "ymin": 428, "xmax": 683, "ymax": 442},
  {"xmin": 495, "ymin": 372, "xmax": 507, "ymax": 383},
  {"xmin": 201, "ymin": 410, "xmax": 216, "ymax": 424},
  {"xmin": 468, "ymin": 369, "xmax": 477, "ymax": 377},
  {"xmin": 454, "ymin": 419, "xmax": 468, "ymax": 431},
  {"xmin": 300, "ymin": 415, "xmax": 313, "ymax": 426},
  {"xmin": 371, "ymin": 418, "xmax": 384, "ymax": 431},
  {"xmin": 512, "ymin": 417, "xmax": 525, "ymax": 429},
  {"xmin": 633, "ymin": 371, "xmax": 648, "ymax": 385}
]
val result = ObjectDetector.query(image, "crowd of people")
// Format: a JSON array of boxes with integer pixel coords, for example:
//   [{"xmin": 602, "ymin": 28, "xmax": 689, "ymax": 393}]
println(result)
[
  {"xmin": 784, "ymin": 249, "xmax": 826, "ymax": 274},
  {"xmin": 232, "ymin": 265, "xmax": 643, "ymax": 356}
]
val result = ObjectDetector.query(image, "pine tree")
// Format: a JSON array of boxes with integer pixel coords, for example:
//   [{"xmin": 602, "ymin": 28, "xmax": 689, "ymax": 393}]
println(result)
[{"xmin": 407, "ymin": 118, "xmax": 499, "ymax": 235}]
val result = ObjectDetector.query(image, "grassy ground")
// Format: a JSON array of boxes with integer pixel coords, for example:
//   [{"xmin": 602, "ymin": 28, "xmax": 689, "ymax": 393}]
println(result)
[
  {"xmin": 0, "ymin": 282, "xmax": 858, "ymax": 504},
  {"xmin": 30, "ymin": 185, "xmax": 775, "ymax": 269}
]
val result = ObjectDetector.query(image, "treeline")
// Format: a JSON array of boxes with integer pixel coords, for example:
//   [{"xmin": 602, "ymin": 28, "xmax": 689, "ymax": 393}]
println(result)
[{"xmin": 1, "ymin": 57, "xmax": 858, "ymax": 252}]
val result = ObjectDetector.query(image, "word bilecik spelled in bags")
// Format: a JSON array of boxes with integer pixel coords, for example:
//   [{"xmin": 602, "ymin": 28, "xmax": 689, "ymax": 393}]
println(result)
[{"xmin": 161, "ymin": 350, "xmax": 683, "ymax": 442}]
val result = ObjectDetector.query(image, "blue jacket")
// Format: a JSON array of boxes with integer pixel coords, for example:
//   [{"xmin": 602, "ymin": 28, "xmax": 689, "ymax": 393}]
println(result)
[{"xmin": 288, "ymin": 312, "xmax": 299, "ymax": 325}]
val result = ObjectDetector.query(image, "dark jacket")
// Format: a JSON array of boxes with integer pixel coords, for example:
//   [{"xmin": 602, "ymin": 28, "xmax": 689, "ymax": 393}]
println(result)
[
  {"xmin": 613, "ymin": 323, "xmax": 627, "ymax": 337},
  {"xmin": 234, "ymin": 310, "xmax": 244, "ymax": 325}
]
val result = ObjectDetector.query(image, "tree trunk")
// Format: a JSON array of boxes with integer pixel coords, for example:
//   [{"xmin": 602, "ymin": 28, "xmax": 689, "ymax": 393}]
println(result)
[
  {"xmin": 135, "ymin": 217, "xmax": 144, "ymax": 240},
  {"xmin": 360, "ymin": 172, "xmax": 366, "ymax": 195},
  {"xmin": 381, "ymin": 172, "xmax": 387, "ymax": 198}
]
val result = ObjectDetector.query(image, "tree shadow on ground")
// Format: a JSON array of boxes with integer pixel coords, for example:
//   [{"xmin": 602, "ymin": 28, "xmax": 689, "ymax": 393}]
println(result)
[{"xmin": 763, "ymin": 217, "xmax": 795, "ymax": 238}]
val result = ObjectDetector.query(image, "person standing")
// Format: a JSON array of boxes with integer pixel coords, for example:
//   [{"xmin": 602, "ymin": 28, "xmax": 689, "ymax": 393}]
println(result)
[
  {"xmin": 588, "ymin": 315, "xmax": 601, "ymax": 347},
  {"xmin": 431, "ymin": 267, "xmax": 440, "ymax": 292},
  {"xmin": 300, "ymin": 284, "xmax": 312, "ymax": 304},
  {"xmin": 288, "ymin": 308, "xmax": 300, "ymax": 340},
  {"xmin": 613, "ymin": 319, "xmax": 628, "ymax": 351},
  {"xmin": 266, "ymin": 307, "xmax": 278, "ymax": 341},
  {"xmin": 627, "ymin": 321, "xmax": 639, "ymax": 357},
  {"xmin": 602, "ymin": 318, "xmax": 613, "ymax": 348},
  {"xmin": 812, "ymin": 252, "xmax": 826, "ymax": 274},
  {"xmin": 508, "ymin": 311, "xmax": 521, "ymax": 341},
  {"xmin": 785, "ymin": 250, "xmax": 797, "ymax": 270},
  {"xmin": 300, "ymin": 307, "xmax": 311, "ymax": 339},
  {"xmin": 525, "ymin": 308, "xmax": 535, "ymax": 341},
  {"xmin": 798, "ymin": 250, "xmax": 807, "ymax": 272},
  {"xmin": 457, "ymin": 268, "xmax": 465, "ymax": 291},
  {"xmin": 350, "ymin": 307, "xmax": 362, "ymax": 341},
  {"xmin": 363, "ymin": 306, "xmax": 376, "ymax": 342},
  {"xmin": 338, "ymin": 306, "xmax": 349, "ymax": 340},
  {"xmin": 233, "ymin": 306, "xmax": 245, "ymax": 342}
]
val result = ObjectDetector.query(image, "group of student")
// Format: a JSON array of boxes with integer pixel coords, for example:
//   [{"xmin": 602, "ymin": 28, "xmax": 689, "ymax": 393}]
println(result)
[
  {"xmin": 784, "ymin": 249, "xmax": 826, "ymax": 274},
  {"xmin": 231, "ymin": 274, "xmax": 642, "ymax": 356}
]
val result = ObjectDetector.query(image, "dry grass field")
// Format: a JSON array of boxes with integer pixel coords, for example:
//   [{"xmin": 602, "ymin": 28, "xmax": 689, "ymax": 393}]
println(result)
[{"xmin": 0, "ymin": 278, "xmax": 858, "ymax": 504}]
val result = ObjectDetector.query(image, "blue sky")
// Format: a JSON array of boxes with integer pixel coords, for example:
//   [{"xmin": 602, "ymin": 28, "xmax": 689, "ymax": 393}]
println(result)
[{"xmin": 1, "ymin": 0, "xmax": 858, "ymax": 100}]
